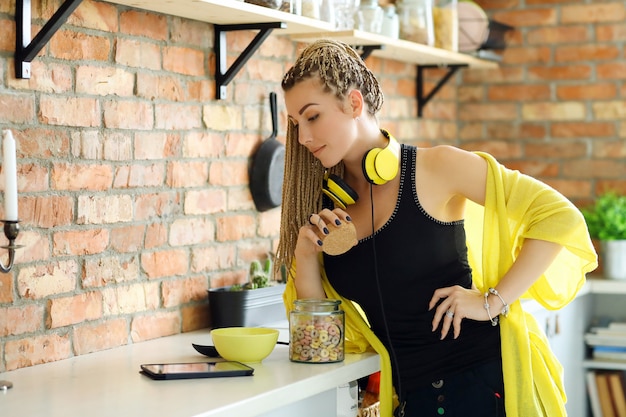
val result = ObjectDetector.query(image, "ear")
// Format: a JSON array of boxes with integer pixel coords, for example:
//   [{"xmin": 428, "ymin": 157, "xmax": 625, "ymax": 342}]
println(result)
[{"xmin": 346, "ymin": 89, "xmax": 364, "ymax": 118}]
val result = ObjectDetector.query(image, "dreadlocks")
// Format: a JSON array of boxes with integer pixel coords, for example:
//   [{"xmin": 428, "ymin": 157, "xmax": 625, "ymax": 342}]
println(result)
[{"xmin": 275, "ymin": 39, "xmax": 384, "ymax": 277}]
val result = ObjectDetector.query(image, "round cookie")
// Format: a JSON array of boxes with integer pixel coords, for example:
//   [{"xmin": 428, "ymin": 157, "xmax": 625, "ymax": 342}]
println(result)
[{"xmin": 322, "ymin": 221, "xmax": 357, "ymax": 256}]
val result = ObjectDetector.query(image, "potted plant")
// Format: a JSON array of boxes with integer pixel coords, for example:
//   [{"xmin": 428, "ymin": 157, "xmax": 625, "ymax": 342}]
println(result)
[
  {"xmin": 581, "ymin": 191, "xmax": 626, "ymax": 280},
  {"xmin": 208, "ymin": 257, "xmax": 287, "ymax": 328}
]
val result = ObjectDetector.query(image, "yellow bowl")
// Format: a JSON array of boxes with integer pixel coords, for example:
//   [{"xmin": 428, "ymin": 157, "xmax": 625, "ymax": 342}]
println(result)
[{"xmin": 210, "ymin": 327, "xmax": 279, "ymax": 363}]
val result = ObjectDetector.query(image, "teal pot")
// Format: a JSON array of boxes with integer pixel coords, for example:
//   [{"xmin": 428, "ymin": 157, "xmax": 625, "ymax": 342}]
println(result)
[
  {"xmin": 208, "ymin": 284, "xmax": 286, "ymax": 328},
  {"xmin": 601, "ymin": 240, "xmax": 626, "ymax": 280}
]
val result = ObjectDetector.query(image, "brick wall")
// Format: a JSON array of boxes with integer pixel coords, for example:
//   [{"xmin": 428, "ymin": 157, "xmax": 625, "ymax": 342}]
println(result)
[{"xmin": 0, "ymin": 0, "xmax": 623, "ymax": 372}]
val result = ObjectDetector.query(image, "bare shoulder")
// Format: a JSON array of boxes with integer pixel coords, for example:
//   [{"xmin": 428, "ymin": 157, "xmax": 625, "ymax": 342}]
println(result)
[
  {"xmin": 417, "ymin": 145, "xmax": 487, "ymax": 204},
  {"xmin": 418, "ymin": 145, "xmax": 486, "ymax": 172}
]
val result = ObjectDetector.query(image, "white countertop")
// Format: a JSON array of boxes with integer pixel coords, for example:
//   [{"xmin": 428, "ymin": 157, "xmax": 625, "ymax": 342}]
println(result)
[{"xmin": 0, "ymin": 326, "xmax": 379, "ymax": 417}]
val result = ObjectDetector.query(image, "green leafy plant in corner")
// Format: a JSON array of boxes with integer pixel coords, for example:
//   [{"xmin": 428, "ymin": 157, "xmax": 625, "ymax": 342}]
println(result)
[
  {"xmin": 229, "ymin": 258, "xmax": 273, "ymax": 291},
  {"xmin": 581, "ymin": 192, "xmax": 626, "ymax": 241}
]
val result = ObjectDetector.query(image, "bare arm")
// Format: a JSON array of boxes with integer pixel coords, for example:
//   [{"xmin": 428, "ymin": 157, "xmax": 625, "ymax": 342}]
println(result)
[{"xmin": 293, "ymin": 209, "xmax": 352, "ymax": 299}]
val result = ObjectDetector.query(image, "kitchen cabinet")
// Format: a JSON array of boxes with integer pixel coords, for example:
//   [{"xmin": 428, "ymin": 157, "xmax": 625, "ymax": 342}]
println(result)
[
  {"xmin": 0, "ymin": 327, "xmax": 380, "ymax": 417},
  {"xmin": 527, "ymin": 278, "xmax": 626, "ymax": 417}
]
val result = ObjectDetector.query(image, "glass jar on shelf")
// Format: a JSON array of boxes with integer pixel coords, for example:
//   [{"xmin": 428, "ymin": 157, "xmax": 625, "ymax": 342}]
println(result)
[
  {"xmin": 302, "ymin": 0, "xmax": 321, "ymax": 19},
  {"xmin": 333, "ymin": 0, "xmax": 359, "ymax": 30},
  {"xmin": 380, "ymin": 4, "xmax": 400, "ymax": 39},
  {"xmin": 396, "ymin": 0, "xmax": 434, "ymax": 46},
  {"xmin": 433, "ymin": 0, "xmax": 458, "ymax": 51},
  {"xmin": 355, "ymin": 0, "xmax": 384, "ymax": 34},
  {"xmin": 289, "ymin": 299, "xmax": 345, "ymax": 363}
]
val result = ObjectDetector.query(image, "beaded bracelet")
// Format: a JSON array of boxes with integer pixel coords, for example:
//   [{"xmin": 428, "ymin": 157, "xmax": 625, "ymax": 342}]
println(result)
[
  {"xmin": 483, "ymin": 292, "xmax": 499, "ymax": 326},
  {"xmin": 488, "ymin": 287, "xmax": 510, "ymax": 318}
]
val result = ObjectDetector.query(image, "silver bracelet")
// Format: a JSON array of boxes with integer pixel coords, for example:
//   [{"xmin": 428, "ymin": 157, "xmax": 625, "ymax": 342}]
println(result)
[
  {"xmin": 488, "ymin": 287, "xmax": 510, "ymax": 317},
  {"xmin": 483, "ymin": 292, "xmax": 499, "ymax": 326}
]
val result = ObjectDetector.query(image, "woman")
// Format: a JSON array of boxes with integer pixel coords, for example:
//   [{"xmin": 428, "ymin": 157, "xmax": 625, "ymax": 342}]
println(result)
[{"xmin": 275, "ymin": 39, "xmax": 597, "ymax": 417}]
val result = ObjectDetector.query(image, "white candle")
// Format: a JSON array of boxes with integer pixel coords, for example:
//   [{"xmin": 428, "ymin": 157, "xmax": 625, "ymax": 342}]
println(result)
[{"xmin": 2, "ymin": 130, "xmax": 18, "ymax": 221}]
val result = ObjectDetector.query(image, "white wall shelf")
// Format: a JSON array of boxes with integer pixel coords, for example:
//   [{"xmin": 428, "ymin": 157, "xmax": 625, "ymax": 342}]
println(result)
[
  {"xmin": 105, "ymin": 0, "xmax": 498, "ymax": 109},
  {"xmin": 587, "ymin": 277, "xmax": 626, "ymax": 295}
]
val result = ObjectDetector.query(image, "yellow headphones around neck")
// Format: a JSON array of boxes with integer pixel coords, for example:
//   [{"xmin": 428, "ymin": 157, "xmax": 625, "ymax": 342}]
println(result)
[{"xmin": 322, "ymin": 129, "xmax": 400, "ymax": 209}]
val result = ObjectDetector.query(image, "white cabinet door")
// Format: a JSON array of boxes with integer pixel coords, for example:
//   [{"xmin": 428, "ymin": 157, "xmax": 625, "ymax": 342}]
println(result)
[{"xmin": 525, "ymin": 294, "xmax": 591, "ymax": 417}]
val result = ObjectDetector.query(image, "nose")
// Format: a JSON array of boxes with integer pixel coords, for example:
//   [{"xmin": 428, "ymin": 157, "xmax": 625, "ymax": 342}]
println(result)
[{"xmin": 297, "ymin": 124, "xmax": 312, "ymax": 146}]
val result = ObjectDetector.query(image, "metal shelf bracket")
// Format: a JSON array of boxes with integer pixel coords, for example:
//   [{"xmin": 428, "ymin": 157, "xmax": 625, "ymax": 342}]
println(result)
[
  {"xmin": 416, "ymin": 63, "xmax": 467, "ymax": 117},
  {"xmin": 214, "ymin": 22, "xmax": 286, "ymax": 100},
  {"xmin": 356, "ymin": 44, "xmax": 384, "ymax": 61},
  {"xmin": 15, "ymin": 0, "xmax": 84, "ymax": 79}
]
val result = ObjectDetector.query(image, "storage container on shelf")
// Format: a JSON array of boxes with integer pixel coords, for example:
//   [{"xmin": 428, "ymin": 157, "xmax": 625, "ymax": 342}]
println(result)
[
  {"xmin": 289, "ymin": 299, "xmax": 345, "ymax": 363},
  {"xmin": 396, "ymin": 0, "xmax": 434, "ymax": 46},
  {"xmin": 433, "ymin": 0, "xmax": 458, "ymax": 51}
]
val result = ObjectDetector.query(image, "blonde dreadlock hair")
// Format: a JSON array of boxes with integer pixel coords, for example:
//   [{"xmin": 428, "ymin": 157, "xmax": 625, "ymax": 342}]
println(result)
[{"xmin": 275, "ymin": 39, "xmax": 384, "ymax": 277}]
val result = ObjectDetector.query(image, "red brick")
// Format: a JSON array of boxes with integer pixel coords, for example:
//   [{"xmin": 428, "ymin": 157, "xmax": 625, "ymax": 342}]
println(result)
[
  {"xmin": 73, "ymin": 318, "xmax": 128, "ymax": 355},
  {"xmin": 102, "ymin": 283, "xmax": 160, "ymax": 315},
  {"xmin": 563, "ymin": 160, "xmax": 626, "ymax": 178},
  {"xmin": 103, "ymin": 100, "xmax": 153, "ymax": 130},
  {"xmin": 191, "ymin": 245, "xmax": 237, "ymax": 273},
  {"xmin": 155, "ymin": 103, "xmax": 202, "ymax": 130},
  {"xmin": 544, "ymin": 179, "xmax": 592, "ymax": 199},
  {"xmin": 131, "ymin": 311, "xmax": 181, "ymax": 342},
  {"xmin": 51, "ymin": 163, "xmax": 113, "ymax": 191},
  {"xmin": 110, "ymin": 225, "xmax": 145, "ymax": 253},
  {"xmin": 502, "ymin": 46, "xmax": 551, "ymax": 64},
  {"xmin": 170, "ymin": 17, "xmax": 212, "ymax": 47},
  {"xmin": 8, "ymin": 61, "xmax": 73, "ymax": 93},
  {"xmin": 0, "ymin": 93, "xmax": 35, "ymax": 124},
  {"xmin": 168, "ymin": 161, "xmax": 208, "ymax": 187},
  {"xmin": 596, "ymin": 23, "xmax": 626, "ymax": 42},
  {"xmin": 145, "ymin": 223, "xmax": 168, "ymax": 249},
  {"xmin": 169, "ymin": 218, "xmax": 214, "ymax": 246},
  {"xmin": 115, "ymin": 38, "xmax": 161, "ymax": 70},
  {"xmin": 77, "ymin": 195, "xmax": 133, "ymax": 224},
  {"xmin": 528, "ymin": 65, "xmax": 591, "ymax": 81},
  {"xmin": 216, "ymin": 215, "xmax": 256, "ymax": 241},
  {"xmin": 113, "ymin": 164, "xmax": 166, "ymax": 188},
  {"xmin": 492, "ymin": 8, "xmax": 557, "ymax": 27},
  {"xmin": 0, "ymin": 273, "xmax": 13, "ymax": 303},
  {"xmin": 141, "ymin": 249, "xmax": 189, "ymax": 279},
  {"xmin": 185, "ymin": 189, "xmax": 227, "ymax": 215},
  {"xmin": 25, "ymin": 196, "xmax": 74, "ymax": 228},
  {"xmin": 522, "ymin": 102, "xmax": 586, "ymax": 120},
  {"xmin": 76, "ymin": 66, "xmax": 135, "ymax": 96},
  {"xmin": 16, "ymin": 128, "xmax": 71, "ymax": 159},
  {"xmin": 52, "ymin": 229, "xmax": 109, "ymax": 256},
  {"xmin": 162, "ymin": 275, "xmax": 208, "ymax": 308},
  {"xmin": 83, "ymin": 256, "xmax": 141, "ymax": 288},
  {"xmin": 136, "ymin": 73, "xmax": 185, "ymax": 102},
  {"xmin": 208, "ymin": 160, "xmax": 249, "ymax": 186},
  {"xmin": 487, "ymin": 85, "xmax": 550, "ymax": 101},
  {"xmin": 525, "ymin": 142, "xmax": 588, "ymax": 159},
  {"xmin": 49, "ymin": 30, "xmax": 110, "ymax": 61},
  {"xmin": 551, "ymin": 122, "xmax": 615, "ymax": 138},
  {"xmin": 17, "ymin": 260, "xmax": 79, "ymax": 299},
  {"xmin": 69, "ymin": 0, "xmax": 118, "ymax": 32},
  {"xmin": 182, "ymin": 304, "xmax": 210, "ymax": 332},
  {"xmin": 5, "ymin": 334, "xmax": 72, "ymax": 370},
  {"xmin": 0, "ymin": 304, "xmax": 43, "ymax": 336},
  {"xmin": 556, "ymin": 83, "xmax": 617, "ymax": 100},
  {"xmin": 593, "ymin": 101, "xmax": 626, "ymax": 119},
  {"xmin": 47, "ymin": 292, "xmax": 103, "ymax": 328},
  {"xmin": 120, "ymin": 10, "xmax": 168, "ymax": 40},
  {"xmin": 183, "ymin": 132, "xmax": 223, "ymax": 158},
  {"xmin": 597, "ymin": 62, "xmax": 626, "ymax": 80},
  {"xmin": 134, "ymin": 192, "xmax": 180, "ymax": 221},
  {"xmin": 593, "ymin": 141, "xmax": 626, "ymax": 159},
  {"xmin": 40, "ymin": 96, "xmax": 100, "ymax": 127},
  {"xmin": 561, "ymin": 3, "xmax": 626, "ymax": 24},
  {"xmin": 163, "ymin": 46, "xmax": 207, "ymax": 76},
  {"xmin": 555, "ymin": 44, "xmax": 619, "ymax": 62},
  {"xmin": 459, "ymin": 103, "xmax": 518, "ymax": 121}
]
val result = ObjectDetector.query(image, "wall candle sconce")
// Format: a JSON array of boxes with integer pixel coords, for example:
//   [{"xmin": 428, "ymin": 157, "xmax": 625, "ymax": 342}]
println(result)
[
  {"xmin": 0, "ymin": 130, "xmax": 21, "ymax": 390},
  {"xmin": 1, "ymin": 129, "xmax": 21, "ymax": 274}
]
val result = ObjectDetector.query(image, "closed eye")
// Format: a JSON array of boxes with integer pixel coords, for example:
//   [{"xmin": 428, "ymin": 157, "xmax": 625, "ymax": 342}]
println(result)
[{"xmin": 307, "ymin": 114, "xmax": 319, "ymax": 123}]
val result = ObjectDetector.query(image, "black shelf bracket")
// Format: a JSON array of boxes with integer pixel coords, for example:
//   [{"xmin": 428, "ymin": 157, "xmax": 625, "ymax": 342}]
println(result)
[
  {"xmin": 214, "ymin": 22, "xmax": 286, "ymax": 100},
  {"xmin": 356, "ymin": 44, "xmax": 384, "ymax": 61},
  {"xmin": 15, "ymin": 0, "xmax": 84, "ymax": 79},
  {"xmin": 416, "ymin": 63, "xmax": 467, "ymax": 117}
]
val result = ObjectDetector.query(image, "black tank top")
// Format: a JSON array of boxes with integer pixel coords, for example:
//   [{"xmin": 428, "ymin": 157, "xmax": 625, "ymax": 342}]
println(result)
[{"xmin": 324, "ymin": 145, "xmax": 500, "ymax": 391}]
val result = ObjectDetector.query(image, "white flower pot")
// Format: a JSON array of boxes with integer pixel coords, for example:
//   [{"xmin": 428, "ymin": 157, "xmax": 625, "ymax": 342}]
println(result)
[{"xmin": 601, "ymin": 240, "xmax": 626, "ymax": 280}]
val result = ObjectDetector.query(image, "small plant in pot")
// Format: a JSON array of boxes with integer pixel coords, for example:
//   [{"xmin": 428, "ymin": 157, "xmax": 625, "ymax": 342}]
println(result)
[
  {"xmin": 581, "ymin": 191, "xmax": 626, "ymax": 280},
  {"xmin": 208, "ymin": 257, "xmax": 287, "ymax": 328}
]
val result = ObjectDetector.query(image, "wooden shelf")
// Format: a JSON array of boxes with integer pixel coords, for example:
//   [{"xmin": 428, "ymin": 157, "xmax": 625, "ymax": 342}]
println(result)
[
  {"xmin": 587, "ymin": 277, "xmax": 626, "ymax": 295},
  {"xmin": 292, "ymin": 30, "xmax": 497, "ymax": 68},
  {"xmin": 583, "ymin": 359, "xmax": 626, "ymax": 371},
  {"xmin": 105, "ymin": 0, "xmax": 497, "ymax": 69}
]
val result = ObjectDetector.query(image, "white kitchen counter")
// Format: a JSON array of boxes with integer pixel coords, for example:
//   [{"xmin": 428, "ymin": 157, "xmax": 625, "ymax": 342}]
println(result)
[{"xmin": 0, "ymin": 326, "xmax": 379, "ymax": 417}]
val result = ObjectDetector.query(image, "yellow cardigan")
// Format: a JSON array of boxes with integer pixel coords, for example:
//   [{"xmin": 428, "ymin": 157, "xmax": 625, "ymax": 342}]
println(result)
[{"xmin": 283, "ymin": 152, "xmax": 598, "ymax": 417}]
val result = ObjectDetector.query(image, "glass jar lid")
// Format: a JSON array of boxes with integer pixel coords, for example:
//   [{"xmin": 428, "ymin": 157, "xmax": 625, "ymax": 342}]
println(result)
[{"xmin": 293, "ymin": 298, "xmax": 342, "ymax": 312}]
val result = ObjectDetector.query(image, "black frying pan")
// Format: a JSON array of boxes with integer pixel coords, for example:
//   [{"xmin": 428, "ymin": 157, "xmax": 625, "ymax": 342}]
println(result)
[{"xmin": 249, "ymin": 92, "xmax": 285, "ymax": 212}]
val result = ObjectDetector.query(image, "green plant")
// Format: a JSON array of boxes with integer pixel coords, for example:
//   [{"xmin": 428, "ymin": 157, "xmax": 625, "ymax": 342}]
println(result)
[
  {"xmin": 229, "ymin": 258, "xmax": 273, "ymax": 291},
  {"xmin": 581, "ymin": 192, "xmax": 626, "ymax": 240}
]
